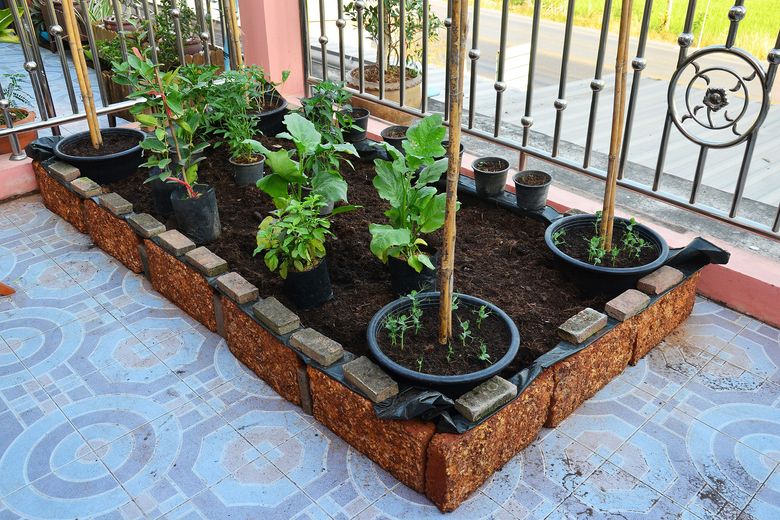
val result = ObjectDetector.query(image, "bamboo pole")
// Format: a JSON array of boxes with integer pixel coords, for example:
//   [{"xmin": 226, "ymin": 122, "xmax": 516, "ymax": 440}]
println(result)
[
  {"xmin": 61, "ymin": 0, "xmax": 102, "ymax": 148},
  {"xmin": 437, "ymin": 0, "xmax": 469, "ymax": 345},
  {"xmin": 225, "ymin": 0, "xmax": 243, "ymax": 69},
  {"xmin": 599, "ymin": 0, "xmax": 634, "ymax": 250}
]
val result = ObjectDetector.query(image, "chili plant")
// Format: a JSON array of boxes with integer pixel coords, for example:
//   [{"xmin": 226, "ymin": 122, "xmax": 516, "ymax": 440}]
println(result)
[
  {"xmin": 369, "ymin": 114, "xmax": 455, "ymax": 272},
  {"xmin": 297, "ymin": 80, "xmax": 355, "ymax": 144},
  {"xmin": 247, "ymin": 113, "xmax": 359, "ymax": 209}
]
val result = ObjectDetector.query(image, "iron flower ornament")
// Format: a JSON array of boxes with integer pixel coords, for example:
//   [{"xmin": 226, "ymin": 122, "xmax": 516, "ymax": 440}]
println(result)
[{"xmin": 702, "ymin": 87, "xmax": 729, "ymax": 112}]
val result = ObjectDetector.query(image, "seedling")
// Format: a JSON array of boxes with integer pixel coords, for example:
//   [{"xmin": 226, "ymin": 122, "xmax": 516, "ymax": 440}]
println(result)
[
  {"xmin": 586, "ymin": 235, "xmax": 606, "ymax": 265},
  {"xmin": 476, "ymin": 339, "xmax": 492, "ymax": 365},
  {"xmin": 407, "ymin": 290, "xmax": 423, "ymax": 334},
  {"xmin": 397, "ymin": 314, "xmax": 410, "ymax": 351},
  {"xmin": 621, "ymin": 217, "xmax": 649, "ymax": 260},
  {"xmin": 446, "ymin": 342, "xmax": 454, "ymax": 363},
  {"xmin": 416, "ymin": 354, "xmax": 424, "ymax": 372},
  {"xmin": 458, "ymin": 318, "xmax": 472, "ymax": 347},
  {"xmin": 593, "ymin": 210, "xmax": 603, "ymax": 234},
  {"xmin": 610, "ymin": 245, "xmax": 621, "ymax": 266},
  {"xmin": 384, "ymin": 315, "xmax": 400, "ymax": 346},
  {"xmin": 451, "ymin": 294, "xmax": 460, "ymax": 312},
  {"xmin": 473, "ymin": 305, "xmax": 491, "ymax": 329},
  {"xmin": 552, "ymin": 228, "xmax": 567, "ymax": 246}
]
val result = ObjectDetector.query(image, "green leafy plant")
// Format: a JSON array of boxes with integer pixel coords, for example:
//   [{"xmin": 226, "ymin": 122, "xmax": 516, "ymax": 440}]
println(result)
[
  {"xmin": 297, "ymin": 80, "xmax": 355, "ymax": 144},
  {"xmin": 253, "ymin": 195, "xmax": 333, "ymax": 279},
  {"xmin": 385, "ymin": 315, "xmax": 400, "ymax": 346},
  {"xmin": 242, "ymin": 65, "xmax": 290, "ymax": 111},
  {"xmin": 451, "ymin": 294, "xmax": 460, "ymax": 312},
  {"xmin": 207, "ymin": 70, "xmax": 262, "ymax": 163},
  {"xmin": 473, "ymin": 305, "xmax": 491, "ymax": 329},
  {"xmin": 407, "ymin": 290, "xmax": 423, "ymax": 334},
  {"xmin": 476, "ymin": 339, "xmax": 491, "ymax": 365},
  {"xmin": 446, "ymin": 342, "xmax": 454, "ymax": 363},
  {"xmin": 369, "ymin": 114, "xmax": 455, "ymax": 273},
  {"xmin": 396, "ymin": 313, "xmax": 410, "ymax": 351},
  {"xmin": 621, "ymin": 217, "xmax": 649, "ymax": 260},
  {"xmin": 0, "ymin": 7, "xmax": 22, "ymax": 43},
  {"xmin": 153, "ymin": 0, "xmax": 198, "ymax": 69},
  {"xmin": 247, "ymin": 112, "xmax": 359, "ymax": 208},
  {"xmin": 112, "ymin": 48, "xmax": 213, "ymax": 198},
  {"xmin": 552, "ymin": 228, "xmax": 566, "ymax": 246},
  {"xmin": 458, "ymin": 318, "xmax": 472, "ymax": 347},
  {"xmin": 1, "ymin": 73, "xmax": 32, "ymax": 112},
  {"xmin": 586, "ymin": 235, "xmax": 607, "ymax": 265},
  {"xmin": 345, "ymin": 0, "xmax": 442, "ymax": 72}
]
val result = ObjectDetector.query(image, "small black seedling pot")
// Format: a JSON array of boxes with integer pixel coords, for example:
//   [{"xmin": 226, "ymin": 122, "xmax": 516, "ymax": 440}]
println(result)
[
  {"xmin": 472, "ymin": 157, "xmax": 510, "ymax": 198},
  {"xmin": 380, "ymin": 125, "xmax": 409, "ymax": 153},
  {"xmin": 513, "ymin": 170, "xmax": 552, "ymax": 211},
  {"xmin": 170, "ymin": 184, "xmax": 221, "ymax": 245},
  {"xmin": 436, "ymin": 139, "xmax": 464, "ymax": 161},
  {"xmin": 387, "ymin": 250, "xmax": 438, "ymax": 295},
  {"xmin": 284, "ymin": 258, "xmax": 333, "ymax": 309},
  {"xmin": 230, "ymin": 155, "xmax": 265, "ymax": 186},
  {"xmin": 150, "ymin": 176, "xmax": 177, "ymax": 217},
  {"xmin": 341, "ymin": 107, "xmax": 370, "ymax": 142}
]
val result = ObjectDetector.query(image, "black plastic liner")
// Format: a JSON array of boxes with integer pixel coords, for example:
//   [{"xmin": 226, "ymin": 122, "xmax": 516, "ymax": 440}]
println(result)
[{"xmin": 26, "ymin": 136, "xmax": 62, "ymax": 161}]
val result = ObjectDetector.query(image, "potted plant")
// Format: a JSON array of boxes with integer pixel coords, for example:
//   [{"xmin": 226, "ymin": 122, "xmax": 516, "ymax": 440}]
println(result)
[
  {"xmin": 297, "ymin": 80, "xmax": 357, "ymax": 145},
  {"xmin": 369, "ymin": 114, "xmax": 452, "ymax": 295},
  {"xmin": 472, "ymin": 156, "xmax": 510, "ymax": 198},
  {"xmin": 215, "ymin": 90, "xmax": 264, "ymax": 186},
  {"xmin": 254, "ymin": 195, "xmax": 336, "ymax": 309},
  {"xmin": 0, "ymin": 73, "xmax": 39, "ymax": 155},
  {"xmin": 50, "ymin": 1, "xmax": 146, "ymax": 184},
  {"xmin": 380, "ymin": 124, "xmax": 408, "ymax": 152},
  {"xmin": 247, "ymin": 112, "xmax": 359, "ymax": 215},
  {"xmin": 243, "ymin": 66, "xmax": 290, "ymax": 136},
  {"xmin": 512, "ymin": 170, "xmax": 552, "ymax": 211},
  {"xmin": 154, "ymin": 0, "xmax": 201, "ymax": 65},
  {"xmin": 345, "ymin": 0, "xmax": 442, "ymax": 121},
  {"xmin": 115, "ymin": 49, "xmax": 219, "ymax": 244}
]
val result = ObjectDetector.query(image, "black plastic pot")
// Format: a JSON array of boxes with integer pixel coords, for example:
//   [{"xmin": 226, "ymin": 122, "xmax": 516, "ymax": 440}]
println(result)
[
  {"xmin": 255, "ymin": 93, "xmax": 289, "ymax": 136},
  {"xmin": 284, "ymin": 258, "xmax": 333, "ymax": 309},
  {"xmin": 170, "ymin": 184, "xmax": 221, "ymax": 245},
  {"xmin": 472, "ymin": 157, "xmax": 510, "ymax": 198},
  {"xmin": 436, "ymin": 140, "xmax": 465, "ymax": 161},
  {"xmin": 150, "ymin": 175, "xmax": 176, "ymax": 217},
  {"xmin": 230, "ymin": 155, "xmax": 265, "ymax": 186},
  {"xmin": 513, "ymin": 170, "xmax": 552, "ymax": 211},
  {"xmin": 380, "ymin": 125, "xmax": 408, "ymax": 153},
  {"xmin": 387, "ymin": 251, "xmax": 438, "ymax": 295},
  {"xmin": 53, "ymin": 128, "xmax": 146, "ymax": 184},
  {"xmin": 545, "ymin": 214, "xmax": 670, "ymax": 296},
  {"xmin": 341, "ymin": 107, "xmax": 370, "ymax": 143},
  {"xmin": 367, "ymin": 292, "xmax": 520, "ymax": 396}
]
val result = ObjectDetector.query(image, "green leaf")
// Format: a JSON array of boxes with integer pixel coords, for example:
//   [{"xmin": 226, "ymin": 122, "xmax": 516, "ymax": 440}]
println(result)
[
  {"xmin": 135, "ymin": 113, "xmax": 157, "ymax": 127},
  {"xmin": 373, "ymin": 159, "xmax": 405, "ymax": 207},
  {"xmin": 263, "ymin": 149, "xmax": 301, "ymax": 180},
  {"xmin": 418, "ymin": 192, "xmax": 448, "ymax": 233},
  {"xmin": 311, "ymin": 170, "xmax": 348, "ymax": 204},
  {"xmin": 415, "ymin": 158, "xmax": 448, "ymax": 187},
  {"xmin": 402, "ymin": 114, "xmax": 446, "ymax": 161},
  {"xmin": 256, "ymin": 174, "xmax": 289, "ymax": 199},
  {"xmin": 330, "ymin": 204, "xmax": 361, "ymax": 215},
  {"xmin": 282, "ymin": 113, "xmax": 321, "ymax": 155},
  {"xmin": 368, "ymin": 224, "xmax": 411, "ymax": 263}
]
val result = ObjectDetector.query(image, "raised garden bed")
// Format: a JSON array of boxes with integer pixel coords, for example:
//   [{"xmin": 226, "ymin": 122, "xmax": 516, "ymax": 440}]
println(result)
[{"xmin": 30, "ymin": 141, "xmax": 723, "ymax": 512}]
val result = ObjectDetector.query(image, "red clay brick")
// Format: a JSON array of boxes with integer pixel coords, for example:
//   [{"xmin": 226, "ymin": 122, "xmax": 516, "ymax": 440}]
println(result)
[
  {"xmin": 223, "ymin": 297, "xmax": 303, "ymax": 404},
  {"xmin": 34, "ymin": 161, "xmax": 88, "ymax": 233},
  {"xmin": 425, "ymin": 370, "xmax": 554, "ymax": 512},
  {"xmin": 307, "ymin": 367, "xmax": 434, "ymax": 493},
  {"xmin": 84, "ymin": 200, "xmax": 143, "ymax": 273},
  {"xmin": 145, "ymin": 240, "xmax": 217, "ymax": 331}
]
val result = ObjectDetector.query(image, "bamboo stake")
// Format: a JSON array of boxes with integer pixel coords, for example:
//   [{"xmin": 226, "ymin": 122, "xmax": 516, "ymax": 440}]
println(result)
[
  {"xmin": 599, "ymin": 0, "xmax": 634, "ymax": 250},
  {"xmin": 225, "ymin": 0, "xmax": 243, "ymax": 69},
  {"xmin": 437, "ymin": 0, "xmax": 469, "ymax": 346},
  {"xmin": 61, "ymin": 0, "xmax": 102, "ymax": 148}
]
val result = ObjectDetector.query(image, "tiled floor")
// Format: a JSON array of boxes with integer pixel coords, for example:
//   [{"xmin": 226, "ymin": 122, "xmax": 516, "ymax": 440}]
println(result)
[{"xmin": 1, "ymin": 195, "xmax": 779, "ymax": 519}]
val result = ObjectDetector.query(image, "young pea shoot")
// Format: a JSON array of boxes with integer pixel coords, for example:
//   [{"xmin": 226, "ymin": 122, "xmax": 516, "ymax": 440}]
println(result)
[
  {"xmin": 416, "ymin": 354, "xmax": 424, "ymax": 372},
  {"xmin": 476, "ymin": 339, "xmax": 492, "ymax": 365},
  {"xmin": 451, "ymin": 294, "xmax": 460, "ymax": 312},
  {"xmin": 385, "ymin": 315, "xmax": 399, "ymax": 346},
  {"xmin": 473, "ymin": 305, "xmax": 491, "ymax": 329},
  {"xmin": 458, "ymin": 318, "xmax": 472, "ymax": 347},
  {"xmin": 397, "ymin": 314, "xmax": 410, "ymax": 351},
  {"xmin": 446, "ymin": 342, "xmax": 454, "ymax": 363},
  {"xmin": 407, "ymin": 290, "xmax": 423, "ymax": 335},
  {"xmin": 552, "ymin": 228, "xmax": 567, "ymax": 246}
]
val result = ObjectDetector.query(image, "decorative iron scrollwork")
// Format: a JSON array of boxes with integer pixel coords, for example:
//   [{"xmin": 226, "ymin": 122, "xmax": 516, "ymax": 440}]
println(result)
[{"xmin": 667, "ymin": 46, "xmax": 770, "ymax": 148}]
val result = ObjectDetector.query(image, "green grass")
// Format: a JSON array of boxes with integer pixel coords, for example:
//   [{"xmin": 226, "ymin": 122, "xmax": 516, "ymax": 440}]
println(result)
[{"xmin": 482, "ymin": 0, "xmax": 778, "ymax": 59}]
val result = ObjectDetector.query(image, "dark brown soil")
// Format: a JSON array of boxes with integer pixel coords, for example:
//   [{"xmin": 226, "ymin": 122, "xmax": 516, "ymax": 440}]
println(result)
[
  {"xmin": 383, "ymin": 126, "xmax": 408, "ymax": 138},
  {"xmin": 557, "ymin": 224, "xmax": 659, "ymax": 269},
  {"xmin": 230, "ymin": 154, "xmax": 264, "ymax": 165},
  {"xmin": 364, "ymin": 64, "xmax": 418, "ymax": 83},
  {"xmin": 474, "ymin": 159, "xmax": 509, "ymax": 173},
  {"xmin": 378, "ymin": 301, "xmax": 511, "ymax": 375},
  {"xmin": 61, "ymin": 132, "xmax": 141, "ymax": 157},
  {"xmin": 516, "ymin": 173, "xmax": 550, "ymax": 186},
  {"xmin": 109, "ymin": 137, "xmax": 609, "ymax": 375}
]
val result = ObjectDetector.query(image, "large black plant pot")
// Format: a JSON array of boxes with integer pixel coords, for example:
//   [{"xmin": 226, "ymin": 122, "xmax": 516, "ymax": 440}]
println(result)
[
  {"xmin": 255, "ymin": 93, "xmax": 289, "ymax": 136},
  {"xmin": 367, "ymin": 292, "xmax": 520, "ymax": 397},
  {"xmin": 545, "ymin": 214, "xmax": 669, "ymax": 296},
  {"xmin": 53, "ymin": 128, "xmax": 146, "ymax": 184}
]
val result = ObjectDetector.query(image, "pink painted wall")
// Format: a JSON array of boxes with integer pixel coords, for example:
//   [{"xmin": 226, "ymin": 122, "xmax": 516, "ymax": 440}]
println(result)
[
  {"xmin": 238, "ymin": 0, "xmax": 306, "ymax": 97},
  {"xmin": 0, "ymin": 156, "xmax": 36, "ymax": 201}
]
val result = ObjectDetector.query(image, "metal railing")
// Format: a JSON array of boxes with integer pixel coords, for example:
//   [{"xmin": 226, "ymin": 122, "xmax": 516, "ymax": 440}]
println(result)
[
  {"xmin": 301, "ymin": 0, "xmax": 780, "ymax": 238},
  {"xmin": 0, "ymin": 0, "xmax": 239, "ymax": 159}
]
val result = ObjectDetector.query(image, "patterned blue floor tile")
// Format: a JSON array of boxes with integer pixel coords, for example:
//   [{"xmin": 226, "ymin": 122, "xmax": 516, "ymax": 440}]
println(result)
[
  {"xmin": 24, "ymin": 215, "xmax": 94, "ymax": 254},
  {"xmin": 481, "ymin": 430, "xmax": 605, "ymax": 519},
  {"xmin": 548, "ymin": 461, "xmax": 699, "ymax": 519},
  {"xmin": 165, "ymin": 455, "xmax": 331, "ymax": 520},
  {"xmin": 670, "ymin": 357, "xmax": 780, "ymax": 464},
  {"xmin": 610, "ymin": 403, "xmax": 773, "ymax": 518},
  {"xmin": 97, "ymin": 397, "xmax": 259, "ymax": 517},
  {"xmin": 353, "ymin": 489, "xmax": 515, "ymax": 520},
  {"xmin": 51, "ymin": 248, "xmax": 128, "ymax": 295},
  {"xmin": 0, "ymin": 352, "xmax": 59, "ymax": 427},
  {"xmin": 738, "ymin": 463, "xmax": 780, "ymax": 520},
  {"xmin": 553, "ymin": 376, "xmax": 663, "ymax": 459},
  {"xmin": 718, "ymin": 325, "xmax": 780, "ymax": 386},
  {"xmin": 0, "ymin": 453, "xmax": 143, "ymax": 520},
  {"xmin": 266, "ymin": 423, "xmax": 400, "ymax": 519}
]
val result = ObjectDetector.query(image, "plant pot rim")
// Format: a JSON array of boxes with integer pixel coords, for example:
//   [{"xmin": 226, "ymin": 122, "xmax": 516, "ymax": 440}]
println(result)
[
  {"xmin": 367, "ymin": 291, "xmax": 520, "ymax": 387},
  {"xmin": 380, "ymin": 125, "xmax": 409, "ymax": 138},
  {"xmin": 0, "ymin": 107, "xmax": 34, "ymax": 128},
  {"xmin": 339, "ymin": 107, "xmax": 370, "ymax": 118},
  {"xmin": 545, "ymin": 214, "xmax": 670, "ymax": 275},
  {"xmin": 347, "ymin": 66, "xmax": 423, "ymax": 91},
  {"xmin": 53, "ymin": 127, "xmax": 146, "ymax": 162},
  {"xmin": 513, "ymin": 170, "xmax": 552, "ymax": 188},
  {"xmin": 228, "ymin": 154, "xmax": 265, "ymax": 166},
  {"xmin": 254, "ymin": 94, "xmax": 288, "ymax": 117},
  {"xmin": 472, "ymin": 156, "xmax": 510, "ymax": 174}
]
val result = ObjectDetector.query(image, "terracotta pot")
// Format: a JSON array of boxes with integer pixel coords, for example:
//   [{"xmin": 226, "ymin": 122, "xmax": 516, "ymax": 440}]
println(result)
[
  {"xmin": 0, "ymin": 109, "xmax": 38, "ymax": 155},
  {"xmin": 102, "ymin": 16, "xmax": 138, "ymax": 33},
  {"xmin": 184, "ymin": 37, "xmax": 203, "ymax": 56},
  {"xmin": 347, "ymin": 66, "xmax": 422, "ymax": 126}
]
